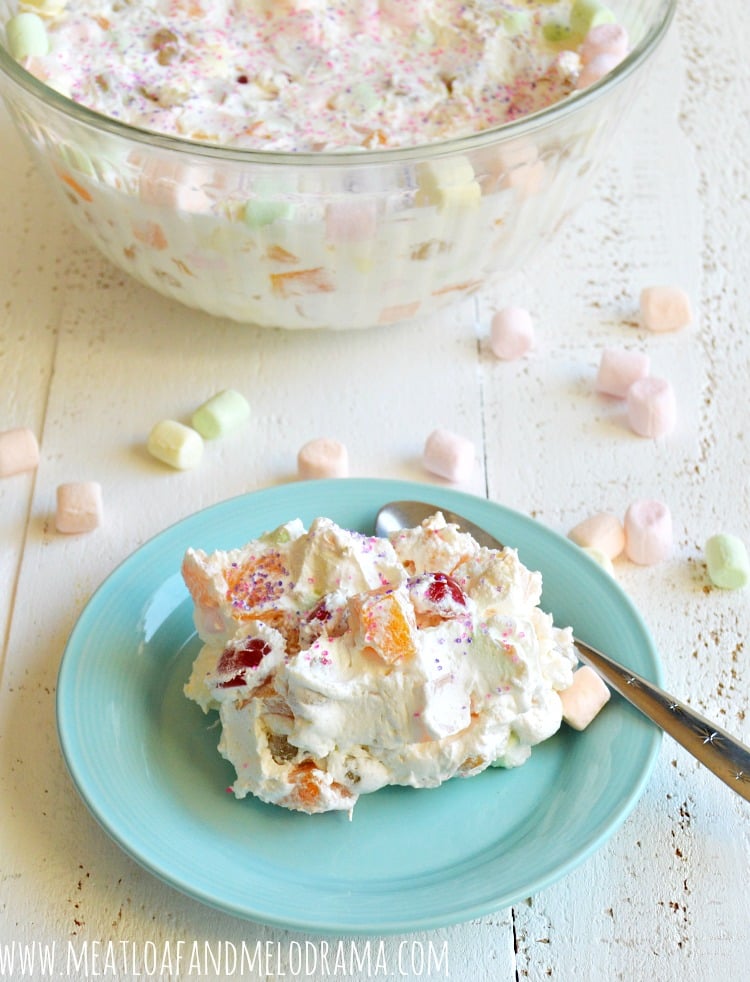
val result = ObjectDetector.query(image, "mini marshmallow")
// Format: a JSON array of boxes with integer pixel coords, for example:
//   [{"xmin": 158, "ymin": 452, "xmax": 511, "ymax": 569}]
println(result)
[
  {"xmin": 560, "ymin": 665, "xmax": 611, "ymax": 731},
  {"xmin": 704, "ymin": 534, "xmax": 750, "ymax": 590},
  {"xmin": 568, "ymin": 511, "xmax": 625, "ymax": 559},
  {"xmin": 489, "ymin": 307, "xmax": 535, "ymax": 360},
  {"xmin": 191, "ymin": 389, "xmax": 250, "ymax": 439},
  {"xmin": 423, "ymin": 428, "xmax": 475, "ymax": 483},
  {"xmin": 580, "ymin": 23, "xmax": 629, "ymax": 63},
  {"xmin": 624, "ymin": 499, "xmax": 672, "ymax": 565},
  {"xmin": 595, "ymin": 347, "xmax": 650, "ymax": 398},
  {"xmin": 575, "ymin": 51, "xmax": 621, "ymax": 89},
  {"xmin": 581, "ymin": 546, "xmax": 616, "ymax": 576},
  {"xmin": 6, "ymin": 12, "xmax": 49, "ymax": 60},
  {"xmin": 55, "ymin": 481, "xmax": 103, "ymax": 534},
  {"xmin": 415, "ymin": 158, "xmax": 481, "ymax": 210},
  {"xmin": 147, "ymin": 420, "xmax": 203, "ymax": 469},
  {"xmin": 297, "ymin": 437, "xmax": 349, "ymax": 479},
  {"xmin": 0, "ymin": 427, "xmax": 39, "ymax": 478},
  {"xmin": 639, "ymin": 286, "xmax": 693, "ymax": 332},
  {"xmin": 570, "ymin": 0, "xmax": 616, "ymax": 36},
  {"xmin": 626, "ymin": 376, "xmax": 677, "ymax": 438}
]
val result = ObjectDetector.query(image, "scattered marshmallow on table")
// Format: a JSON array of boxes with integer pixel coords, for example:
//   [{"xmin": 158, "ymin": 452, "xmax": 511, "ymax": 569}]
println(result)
[
  {"xmin": 624, "ymin": 499, "xmax": 673, "ymax": 565},
  {"xmin": 55, "ymin": 481, "xmax": 103, "ymax": 534},
  {"xmin": 489, "ymin": 306, "xmax": 535, "ymax": 360},
  {"xmin": 423, "ymin": 428, "xmax": 475, "ymax": 483},
  {"xmin": 560, "ymin": 666, "xmax": 611, "ymax": 731},
  {"xmin": 0, "ymin": 427, "xmax": 39, "ymax": 478},
  {"xmin": 191, "ymin": 389, "xmax": 250, "ymax": 439},
  {"xmin": 595, "ymin": 347, "xmax": 650, "ymax": 398},
  {"xmin": 147, "ymin": 420, "xmax": 203, "ymax": 469},
  {"xmin": 704, "ymin": 533, "xmax": 750, "ymax": 590},
  {"xmin": 639, "ymin": 285, "xmax": 693, "ymax": 332},
  {"xmin": 626, "ymin": 376, "xmax": 677, "ymax": 438},
  {"xmin": 297, "ymin": 437, "xmax": 349, "ymax": 479},
  {"xmin": 568, "ymin": 511, "xmax": 625, "ymax": 559}
]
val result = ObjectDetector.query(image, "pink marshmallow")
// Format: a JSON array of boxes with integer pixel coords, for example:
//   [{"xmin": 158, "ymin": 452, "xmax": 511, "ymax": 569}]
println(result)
[
  {"xmin": 55, "ymin": 481, "xmax": 103, "ymax": 534},
  {"xmin": 568, "ymin": 511, "xmax": 625, "ymax": 559},
  {"xmin": 626, "ymin": 376, "xmax": 677, "ymax": 438},
  {"xmin": 624, "ymin": 499, "xmax": 672, "ymax": 565},
  {"xmin": 580, "ymin": 24, "xmax": 629, "ymax": 64},
  {"xmin": 297, "ymin": 437, "xmax": 349, "ymax": 479},
  {"xmin": 575, "ymin": 51, "xmax": 622, "ymax": 89},
  {"xmin": 489, "ymin": 306, "xmax": 535, "ymax": 360},
  {"xmin": 423, "ymin": 428, "xmax": 475, "ymax": 483},
  {"xmin": 595, "ymin": 347, "xmax": 650, "ymax": 398},
  {"xmin": 0, "ymin": 427, "xmax": 39, "ymax": 478},
  {"xmin": 639, "ymin": 286, "xmax": 693, "ymax": 332},
  {"xmin": 560, "ymin": 666, "xmax": 611, "ymax": 731}
]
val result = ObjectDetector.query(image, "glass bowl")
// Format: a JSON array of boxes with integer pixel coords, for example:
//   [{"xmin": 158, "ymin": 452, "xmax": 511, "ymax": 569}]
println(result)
[{"xmin": 0, "ymin": 0, "xmax": 676, "ymax": 330}]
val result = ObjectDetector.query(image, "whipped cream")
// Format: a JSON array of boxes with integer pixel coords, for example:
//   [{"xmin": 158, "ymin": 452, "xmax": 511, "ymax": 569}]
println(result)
[
  {"xmin": 11, "ymin": 0, "xmax": 622, "ymax": 151},
  {"xmin": 183, "ymin": 512, "xmax": 578, "ymax": 815}
]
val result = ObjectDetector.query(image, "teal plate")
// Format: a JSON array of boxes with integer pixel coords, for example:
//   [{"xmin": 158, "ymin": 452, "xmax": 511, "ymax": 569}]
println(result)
[{"xmin": 56, "ymin": 479, "xmax": 662, "ymax": 934}]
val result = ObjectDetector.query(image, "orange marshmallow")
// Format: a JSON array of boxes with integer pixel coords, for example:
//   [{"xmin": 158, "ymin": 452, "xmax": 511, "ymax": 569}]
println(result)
[
  {"xmin": 560, "ymin": 665, "xmax": 611, "ymax": 730},
  {"xmin": 297, "ymin": 437, "xmax": 349, "ymax": 479},
  {"xmin": 0, "ymin": 427, "xmax": 39, "ymax": 477},
  {"xmin": 639, "ymin": 286, "xmax": 693, "ymax": 332},
  {"xmin": 568, "ymin": 511, "xmax": 625, "ymax": 559},
  {"xmin": 55, "ymin": 481, "xmax": 103, "ymax": 534}
]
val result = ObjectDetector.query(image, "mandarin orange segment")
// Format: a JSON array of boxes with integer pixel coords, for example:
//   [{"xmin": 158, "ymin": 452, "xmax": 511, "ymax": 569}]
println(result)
[
  {"xmin": 224, "ymin": 551, "xmax": 290, "ymax": 613},
  {"xmin": 270, "ymin": 267, "xmax": 334, "ymax": 298},
  {"xmin": 349, "ymin": 590, "xmax": 417, "ymax": 665}
]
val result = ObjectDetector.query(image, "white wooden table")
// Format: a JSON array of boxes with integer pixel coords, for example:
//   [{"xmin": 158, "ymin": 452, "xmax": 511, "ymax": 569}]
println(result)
[{"xmin": 2, "ymin": 3, "xmax": 749, "ymax": 979}]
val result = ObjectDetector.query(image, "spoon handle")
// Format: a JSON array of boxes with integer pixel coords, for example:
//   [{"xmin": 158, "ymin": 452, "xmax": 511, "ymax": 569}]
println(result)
[{"xmin": 574, "ymin": 637, "xmax": 750, "ymax": 801}]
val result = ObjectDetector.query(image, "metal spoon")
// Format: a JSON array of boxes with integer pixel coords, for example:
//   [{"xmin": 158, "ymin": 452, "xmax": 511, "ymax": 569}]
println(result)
[{"xmin": 374, "ymin": 499, "xmax": 750, "ymax": 803}]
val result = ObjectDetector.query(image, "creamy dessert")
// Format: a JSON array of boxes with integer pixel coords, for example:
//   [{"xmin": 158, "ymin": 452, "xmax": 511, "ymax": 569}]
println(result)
[
  {"xmin": 2, "ymin": 2, "xmax": 632, "ymax": 328},
  {"xmin": 183, "ymin": 512, "xmax": 579, "ymax": 815},
  {"xmin": 8, "ymin": 0, "xmax": 627, "ymax": 151}
]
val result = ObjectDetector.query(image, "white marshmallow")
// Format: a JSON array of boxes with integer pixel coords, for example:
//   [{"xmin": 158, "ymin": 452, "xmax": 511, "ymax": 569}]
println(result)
[
  {"xmin": 595, "ymin": 347, "xmax": 650, "ymax": 398},
  {"xmin": 423, "ymin": 428, "xmax": 475, "ymax": 483},
  {"xmin": 297, "ymin": 437, "xmax": 349, "ymax": 479},
  {"xmin": 489, "ymin": 307, "xmax": 535, "ymax": 360},
  {"xmin": 560, "ymin": 665, "xmax": 611, "ymax": 730},
  {"xmin": 624, "ymin": 499, "xmax": 673, "ymax": 565},
  {"xmin": 55, "ymin": 481, "xmax": 103, "ymax": 534},
  {"xmin": 0, "ymin": 427, "xmax": 39, "ymax": 478},
  {"xmin": 626, "ymin": 376, "xmax": 677, "ymax": 438},
  {"xmin": 568, "ymin": 511, "xmax": 625, "ymax": 559}
]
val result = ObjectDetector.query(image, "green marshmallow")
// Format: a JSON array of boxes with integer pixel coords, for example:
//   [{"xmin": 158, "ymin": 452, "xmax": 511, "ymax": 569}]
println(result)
[
  {"xmin": 191, "ymin": 389, "xmax": 250, "ymax": 440},
  {"xmin": 543, "ymin": 18, "xmax": 574, "ymax": 43},
  {"xmin": 7, "ymin": 12, "xmax": 50, "ymax": 61},
  {"xmin": 502, "ymin": 11, "xmax": 532, "ymax": 36},
  {"xmin": 570, "ymin": 0, "xmax": 617, "ymax": 37},
  {"xmin": 705, "ymin": 534, "xmax": 750, "ymax": 590}
]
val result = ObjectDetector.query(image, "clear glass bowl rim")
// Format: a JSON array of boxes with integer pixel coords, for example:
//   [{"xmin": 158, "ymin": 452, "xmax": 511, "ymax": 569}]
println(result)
[{"xmin": 0, "ymin": 0, "xmax": 677, "ymax": 167}]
